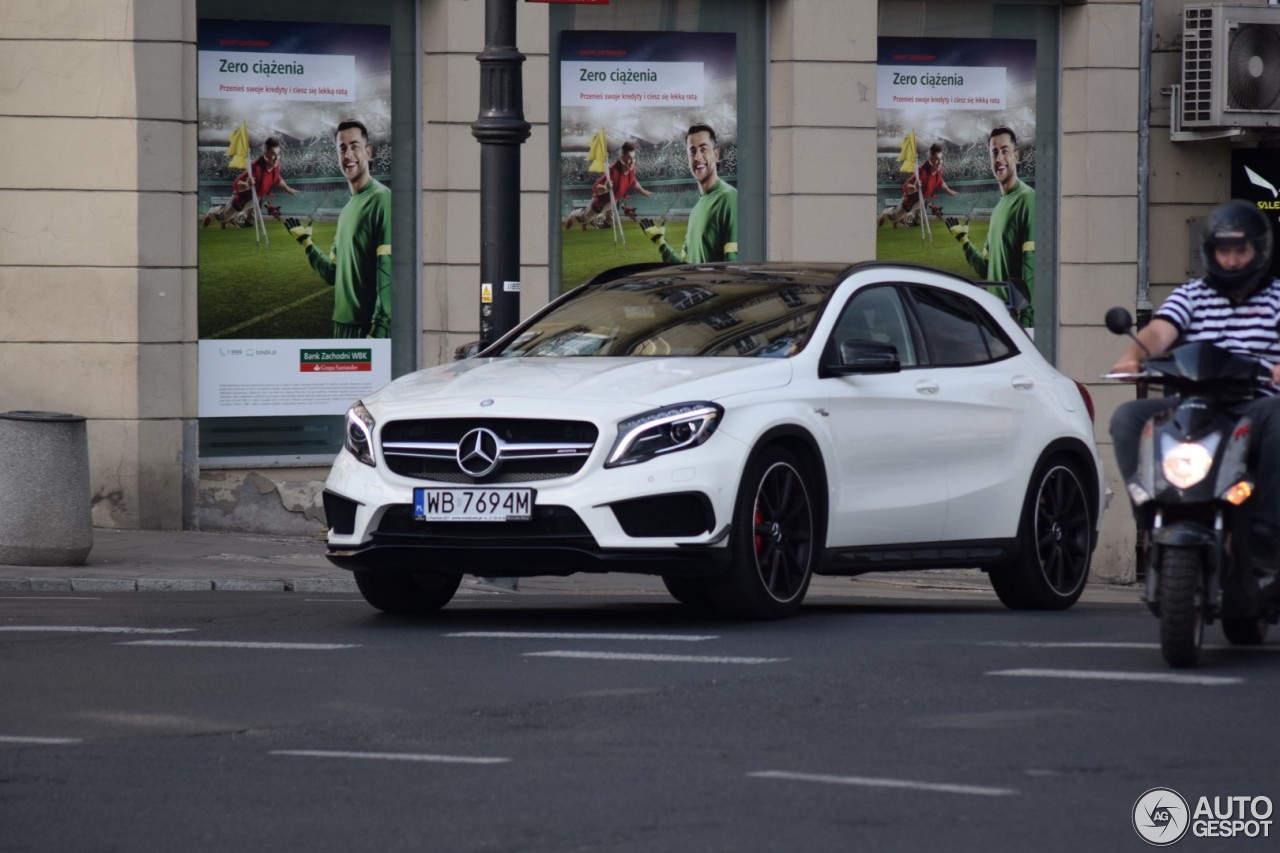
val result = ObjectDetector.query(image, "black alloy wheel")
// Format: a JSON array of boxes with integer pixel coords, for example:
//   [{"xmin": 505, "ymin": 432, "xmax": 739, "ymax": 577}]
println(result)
[
  {"xmin": 990, "ymin": 457, "xmax": 1093, "ymax": 610},
  {"xmin": 711, "ymin": 446, "xmax": 816, "ymax": 619}
]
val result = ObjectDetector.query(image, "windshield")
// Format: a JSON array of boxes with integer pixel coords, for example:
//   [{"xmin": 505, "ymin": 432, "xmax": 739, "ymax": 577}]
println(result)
[{"xmin": 497, "ymin": 277, "xmax": 832, "ymax": 358}]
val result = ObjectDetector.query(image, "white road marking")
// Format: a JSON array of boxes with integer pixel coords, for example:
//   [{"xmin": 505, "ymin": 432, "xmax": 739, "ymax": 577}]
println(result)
[
  {"xmin": 523, "ymin": 650, "xmax": 786, "ymax": 664},
  {"xmin": 120, "ymin": 640, "xmax": 359, "ymax": 650},
  {"xmin": 749, "ymin": 770, "xmax": 1017, "ymax": 797},
  {"xmin": 271, "ymin": 750, "xmax": 508, "ymax": 765},
  {"xmin": 449, "ymin": 631, "xmax": 718, "ymax": 642},
  {"xmin": 0, "ymin": 597, "xmax": 100, "ymax": 600},
  {"xmin": 0, "ymin": 736, "xmax": 82, "ymax": 745},
  {"xmin": 0, "ymin": 626, "xmax": 193, "ymax": 634},
  {"xmin": 979, "ymin": 641, "xmax": 1159, "ymax": 649},
  {"xmin": 988, "ymin": 668, "xmax": 1242, "ymax": 686},
  {"xmin": 980, "ymin": 640, "xmax": 1279, "ymax": 652}
]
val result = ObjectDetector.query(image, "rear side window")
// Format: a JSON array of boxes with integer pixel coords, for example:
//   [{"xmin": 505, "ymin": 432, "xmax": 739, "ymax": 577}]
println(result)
[{"xmin": 908, "ymin": 286, "xmax": 1013, "ymax": 366}]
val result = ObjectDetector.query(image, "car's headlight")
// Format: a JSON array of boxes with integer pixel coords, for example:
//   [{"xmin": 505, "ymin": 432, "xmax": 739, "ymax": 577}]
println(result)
[
  {"xmin": 1161, "ymin": 440, "xmax": 1213, "ymax": 489},
  {"xmin": 345, "ymin": 402, "xmax": 376, "ymax": 467},
  {"xmin": 605, "ymin": 402, "xmax": 723, "ymax": 468}
]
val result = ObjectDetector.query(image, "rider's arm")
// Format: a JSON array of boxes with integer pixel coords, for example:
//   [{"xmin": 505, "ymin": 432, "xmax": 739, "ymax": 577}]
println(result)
[{"xmin": 1110, "ymin": 317, "xmax": 1179, "ymax": 374}]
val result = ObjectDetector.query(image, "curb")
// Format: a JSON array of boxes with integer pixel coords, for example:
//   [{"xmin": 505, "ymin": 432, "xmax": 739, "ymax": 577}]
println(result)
[{"xmin": 0, "ymin": 577, "xmax": 359, "ymax": 593}]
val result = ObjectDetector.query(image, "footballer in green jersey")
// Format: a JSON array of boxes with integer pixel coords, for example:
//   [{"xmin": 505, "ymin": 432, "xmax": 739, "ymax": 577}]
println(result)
[
  {"xmin": 286, "ymin": 119, "xmax": 392, "ymax": 339},
  {"xmin": 946, "ymin": 126, "xmax": 1035, "ymax": 326},
  {"xmin": 641, "ymin": 124, "xmax": 738, "ymax": 264}
]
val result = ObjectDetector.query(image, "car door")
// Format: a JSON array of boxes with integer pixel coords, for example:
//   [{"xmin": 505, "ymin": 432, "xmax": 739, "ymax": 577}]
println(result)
[
  {"xmin": 903, "ymin": 285, "xmax": 1044, "ymax": 541},
  {"xmin": 820, "ymin": 284, "xmax": 950, "ymax": 547}
]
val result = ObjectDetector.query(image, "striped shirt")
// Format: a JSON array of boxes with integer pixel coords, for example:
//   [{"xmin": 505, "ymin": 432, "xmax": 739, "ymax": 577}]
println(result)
[{"xmin": 1155, "ymin": 277, "xmax": 1280, "ymax": 396}]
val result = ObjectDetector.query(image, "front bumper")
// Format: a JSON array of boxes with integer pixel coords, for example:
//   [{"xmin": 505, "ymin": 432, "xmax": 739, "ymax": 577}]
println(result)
[{"xmin": 322, "ymin": 434, "xmax": 747, "ymax": 575}]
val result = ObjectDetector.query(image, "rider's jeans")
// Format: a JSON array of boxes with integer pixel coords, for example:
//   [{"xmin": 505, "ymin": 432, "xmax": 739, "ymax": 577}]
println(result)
[{"xmin": 1110, "ymin": 394, "xmax": 1280, "ymax": 535}]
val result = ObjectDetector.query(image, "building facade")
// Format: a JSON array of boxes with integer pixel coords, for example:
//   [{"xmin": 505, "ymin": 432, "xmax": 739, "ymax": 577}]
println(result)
[{"xmin": 2, "ymin": 0, "xmax": 1276, "ymax": 580}]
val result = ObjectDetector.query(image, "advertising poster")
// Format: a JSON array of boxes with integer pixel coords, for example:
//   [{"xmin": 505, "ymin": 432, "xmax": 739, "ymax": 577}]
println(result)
[
  {"xmin": 876, "ymin": 38, "xmax": 1037, "ymax": 324},
  {"xmin": 559, "ymin": 31, "xmax": 737, "ymax": 293},
  {"xmin": 196, "ymin": 20, "xmax": 393, "ymax": 417},
  {"xmin": 1232, "ymin": 149, "xmax": 1280, "ymax": 281}
]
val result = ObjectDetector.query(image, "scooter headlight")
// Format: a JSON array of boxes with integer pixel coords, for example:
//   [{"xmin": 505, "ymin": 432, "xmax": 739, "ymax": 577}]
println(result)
[{"xmin": 1161, "ymin": 441, "xmax": 1213, "ymax": 489}]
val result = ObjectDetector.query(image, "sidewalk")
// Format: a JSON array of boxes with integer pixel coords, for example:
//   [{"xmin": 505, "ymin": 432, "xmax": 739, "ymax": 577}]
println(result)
[{"xmin": 0, "ymin": 528, "xmax": 1143, "ymax": 604}]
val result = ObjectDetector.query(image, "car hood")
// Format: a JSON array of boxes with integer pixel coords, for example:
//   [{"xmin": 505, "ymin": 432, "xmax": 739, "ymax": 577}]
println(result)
[{"xmin": 368, "ymin": 357, "xmax": 793, "ymax": 412}]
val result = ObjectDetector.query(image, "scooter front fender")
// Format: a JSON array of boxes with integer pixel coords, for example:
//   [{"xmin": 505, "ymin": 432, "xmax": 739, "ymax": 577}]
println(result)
[
  {"xmin": 1145, "ymin": 523, "xmax": 1223, "ymax": 620},
  {"xmin": 1152, "ymin": 524, "xmax": 1216, "ymax": 548}
]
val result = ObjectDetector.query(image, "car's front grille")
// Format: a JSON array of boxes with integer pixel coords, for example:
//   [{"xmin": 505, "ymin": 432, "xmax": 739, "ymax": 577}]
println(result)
[{"xmin": 379, "ymin": 418, "xmax": 599, "ymax": 484}]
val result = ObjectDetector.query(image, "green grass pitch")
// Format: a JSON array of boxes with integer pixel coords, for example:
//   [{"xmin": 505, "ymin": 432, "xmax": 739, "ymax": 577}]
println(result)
[
  {"xmin": 560, "ymin": 220, "xmax": 687, "ymax": 292},
  {"xmin": 201, "ymin": 215, "xmax": 990, "ymax": 336},
  {"xmin": 198, "ymin": 221, "xmax": 338, "ymax": 339},
  {"xmin": 875, "ymin": 218, "xmax": 988, "ymax": 280},
  {"xmin": 560, "ymin": 218, "xmax": 988, "ymax": 292}
]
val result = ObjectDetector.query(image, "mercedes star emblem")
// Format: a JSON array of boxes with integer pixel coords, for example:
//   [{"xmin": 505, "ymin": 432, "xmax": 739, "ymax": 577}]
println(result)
[{"xmin": 457, "ymin": 427, "xmax": 501, "ymax": 477}]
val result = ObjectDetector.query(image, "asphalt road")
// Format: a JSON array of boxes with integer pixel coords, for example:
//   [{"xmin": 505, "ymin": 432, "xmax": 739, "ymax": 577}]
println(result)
[{"xmin": 2, "ymin": 586, "xmax": 1277, "ymax": 852}]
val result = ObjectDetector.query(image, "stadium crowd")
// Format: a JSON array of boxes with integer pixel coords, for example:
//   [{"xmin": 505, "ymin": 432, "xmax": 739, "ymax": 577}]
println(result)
[
  {"xmin": 560, "ymin": 140, "xmax": 739, "ymax": 185},
  {"xmin": 197, "ymin": 135, "xmax": 393, "ymax": 182}
]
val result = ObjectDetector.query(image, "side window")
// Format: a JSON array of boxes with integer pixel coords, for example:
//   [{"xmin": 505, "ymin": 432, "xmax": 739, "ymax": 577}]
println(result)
[
  {"xmin": 830, "ymin": 285, "xmax": 917, "ymax": 366},
  {"xmin": 974, "ymin": 305, "xmax": 1017, "ymax": 360},
  {"xmin": 908, "ymin": 286, "xmax": 1000, "ymax": 367}
]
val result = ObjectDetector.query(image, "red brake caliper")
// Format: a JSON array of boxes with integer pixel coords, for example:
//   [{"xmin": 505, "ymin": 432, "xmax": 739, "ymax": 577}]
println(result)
[{"xmin": 753, "ymin": 503, "xmax": 764, "ymax": 555}]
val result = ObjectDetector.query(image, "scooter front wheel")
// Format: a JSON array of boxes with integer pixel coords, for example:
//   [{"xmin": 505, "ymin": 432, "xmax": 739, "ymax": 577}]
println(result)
[{"xmin": 1158, "ymin": 546, "xmax": 1205, "ymax": 668}]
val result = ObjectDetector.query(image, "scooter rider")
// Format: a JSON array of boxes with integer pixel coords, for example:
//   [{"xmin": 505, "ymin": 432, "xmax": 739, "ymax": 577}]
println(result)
[{"xmin": 1109, "ymin": 199, "xmax": 1280, "ymax": 577}]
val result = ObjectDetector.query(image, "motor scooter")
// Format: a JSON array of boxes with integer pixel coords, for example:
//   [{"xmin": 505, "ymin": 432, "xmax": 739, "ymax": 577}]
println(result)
[{"xmin": 1105, "ymin": 306, "xmax": 1279, "ymax": 667}]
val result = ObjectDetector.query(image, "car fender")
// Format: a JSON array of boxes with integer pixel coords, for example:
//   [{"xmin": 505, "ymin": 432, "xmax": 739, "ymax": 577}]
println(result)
[{"xmin": 703, "ymin": 397, "xmax": 832, "ymax": 541}]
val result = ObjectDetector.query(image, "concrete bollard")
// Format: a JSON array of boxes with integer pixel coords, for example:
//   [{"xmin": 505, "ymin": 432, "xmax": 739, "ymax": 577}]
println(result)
[{"xmin": 0, "ymin": 411, "xmax": 93, "ymax": 566}]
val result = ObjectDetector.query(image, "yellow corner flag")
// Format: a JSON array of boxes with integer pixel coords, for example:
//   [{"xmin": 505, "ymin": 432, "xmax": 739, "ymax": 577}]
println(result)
[
  {"xmin": 586, "ymin": 128, "xmax": 608, "ymax": 174},
  {"xmin": 897, "ymin": 129, "xmax": 918, "ymax": 174},
  {"xmin": 227, "ymin": 120, "xmax": 251, "ymax": 171}
]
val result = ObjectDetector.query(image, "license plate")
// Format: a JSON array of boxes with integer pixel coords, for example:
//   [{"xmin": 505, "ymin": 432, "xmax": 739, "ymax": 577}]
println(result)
[{"xmin": 414, "ymin": 487, "xmax": 533, "ymax": 522}]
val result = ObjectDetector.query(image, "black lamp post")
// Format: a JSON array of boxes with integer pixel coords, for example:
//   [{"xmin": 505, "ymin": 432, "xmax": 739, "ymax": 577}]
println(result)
[{"xmin": 470, "ymin": 0, "xmax": 532, "ymax": 345}]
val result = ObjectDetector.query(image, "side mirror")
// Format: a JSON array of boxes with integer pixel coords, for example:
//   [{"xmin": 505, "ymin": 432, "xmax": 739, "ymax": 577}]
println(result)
[
  {"xmin": 824, "ymin": 340, "xmax": 901, "ymax": 376},
  {"xmin": 453, "ymin": 341, "xmax": 483, "ymax": 360},
  {"xmin": 1104, "ymin": 306, "xmax": 1133, "ymax": 335}
]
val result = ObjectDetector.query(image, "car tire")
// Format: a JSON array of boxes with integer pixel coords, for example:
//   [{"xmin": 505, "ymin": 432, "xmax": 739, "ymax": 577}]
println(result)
[
  {"xmin": 354, "ymin": 570, "xmax": 462, "ymax": 615},
  {"xmin": 662, "ymin": 575, "xmax": 716, "ymax": 610},
  {"xmin": 1221, "ymin": 616, "xmax": 1269, "ymax": 646},
  {"xmin": 710, "ymin": 446, "xmax": 816, "ymax": 620},
  {"xmin": 989, "ymin": 455, "xmax": 1092, "ymax": 611}
]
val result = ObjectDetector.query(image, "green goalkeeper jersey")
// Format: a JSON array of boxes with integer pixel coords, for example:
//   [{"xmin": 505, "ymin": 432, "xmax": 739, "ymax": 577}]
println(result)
[
  {"xmin": 304, "ymin": 178, "xmax": 392, "ymax": 337},
  {"xmin": 659, "ymin": 178, "xmax": 738, "ymax": 264},
  {"xmin": 962, "ymin": 178, "xmax": 1034, "ymax": 299}
]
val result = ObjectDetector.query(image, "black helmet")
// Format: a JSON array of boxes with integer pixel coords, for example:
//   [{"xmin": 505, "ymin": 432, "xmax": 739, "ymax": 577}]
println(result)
[{"xmin": 1201, "ymin": 199, "xmax": 1273, "ymax": 299}]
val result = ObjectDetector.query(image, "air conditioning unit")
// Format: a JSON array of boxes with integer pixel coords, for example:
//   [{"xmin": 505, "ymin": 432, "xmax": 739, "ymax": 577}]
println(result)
[{"xmin": 1180, "ymin": 3, "xmax": 1280, "ymax": 130}]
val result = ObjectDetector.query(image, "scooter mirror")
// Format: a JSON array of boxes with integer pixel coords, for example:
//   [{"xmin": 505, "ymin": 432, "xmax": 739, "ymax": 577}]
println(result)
[{"xmin": 1104, "ymin": 306, "xmax": 1133, "ymax": 335}]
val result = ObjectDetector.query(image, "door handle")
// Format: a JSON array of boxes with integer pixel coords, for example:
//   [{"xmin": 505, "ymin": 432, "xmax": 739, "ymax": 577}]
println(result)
[
  {"xmin": 914, "ymin": 380, "xmax": 940, "ymax": 395},
  {"xmin": 1011, "ymin": 375, "xmax": 1034, "ymax": 390}
]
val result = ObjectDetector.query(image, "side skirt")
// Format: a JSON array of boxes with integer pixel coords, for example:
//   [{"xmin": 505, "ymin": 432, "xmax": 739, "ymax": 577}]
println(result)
[{"xmin": 816, "ymin": 538, "xmax": 1019, "ymax": 576}]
